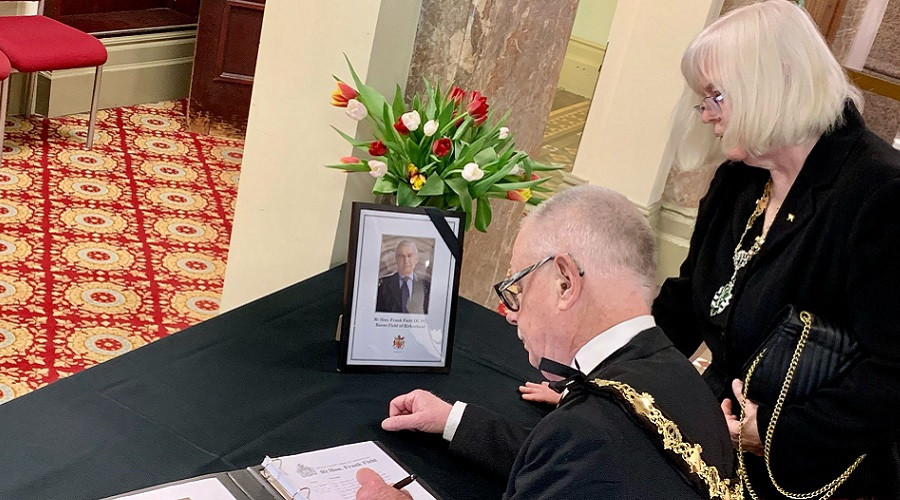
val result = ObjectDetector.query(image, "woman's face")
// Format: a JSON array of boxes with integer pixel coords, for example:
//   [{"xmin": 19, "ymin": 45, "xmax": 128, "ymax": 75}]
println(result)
[{"xmin": 697, "ymin": 80, "xmax": 749, "ymax": 162}]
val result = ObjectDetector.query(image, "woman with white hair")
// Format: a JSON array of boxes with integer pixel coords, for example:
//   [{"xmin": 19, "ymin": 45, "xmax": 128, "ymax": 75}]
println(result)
[{"xmin": 653, "ymin": 0, "xmax": 900, "ymax": 498}]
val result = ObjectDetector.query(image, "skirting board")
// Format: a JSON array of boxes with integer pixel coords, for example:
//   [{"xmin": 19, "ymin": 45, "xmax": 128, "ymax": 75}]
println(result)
[
  {"xmin": 655, "ymin": 203, "xmax": 697, "ymax": 283},
  {"xmin": 558, "ymin": 37, "xmax": 606, "ymax": 99},
  {"xmin": 8, "ymin": 30, "xmax": 197, "ymax": 118}
]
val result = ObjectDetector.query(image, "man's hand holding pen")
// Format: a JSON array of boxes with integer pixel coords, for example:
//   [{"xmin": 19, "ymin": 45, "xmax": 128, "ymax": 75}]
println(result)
[{"xmin": 355, "ymin": 468, "xmax": 414, "ymax": 500}]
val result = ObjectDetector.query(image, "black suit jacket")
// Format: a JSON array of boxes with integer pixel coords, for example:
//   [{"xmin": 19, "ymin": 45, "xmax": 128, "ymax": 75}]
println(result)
[
  {"xmin": 375, "ymin": 272, "xmax": 430, "ymax": 314},
  {"xmin": 653, "ymin": 103, "xmax": 900, "ymax": 498},
  {"xmin": 450, "ymin": 327, "xmax": 734, "ymax": 498}
]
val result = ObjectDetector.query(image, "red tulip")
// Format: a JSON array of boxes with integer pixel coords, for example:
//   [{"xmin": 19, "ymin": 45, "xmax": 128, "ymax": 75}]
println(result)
[
  {"xmin": 340, "ymin": 156, "xmax": 360, "ymax": 164},
  {"xmin": 330, "ymin": 81, "xmax": 358, "ymax": 107},
  {"xmin": 368, "ymin": 141, "xmax": 387, "ymax": 156},
  {"xmin": 448, "ymin": 86, "xmax": 466, "ymax": 105},
  {"xmin": 467, "ymin": 91, "xmax": 489, "ymax": 126},
  {"xmin": 394, "ymin": 117, "xmax": 409, "ymax": 135},
  {"xmin": 497, "ymin": 301, "xmax": 509, "ymax": 316},
  {"xmin": 432, "ymin": 137, "xmax": 452, "ymax": 157},
  {"xmin": 530, "ymin": 173, "xmax": 539, "ymax": 181}
]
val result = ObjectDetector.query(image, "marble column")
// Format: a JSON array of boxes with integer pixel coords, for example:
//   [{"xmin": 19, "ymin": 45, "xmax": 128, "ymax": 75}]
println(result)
[{"xmin": 405, "ymin": 0, "xmax": 579, "ymax": 309}]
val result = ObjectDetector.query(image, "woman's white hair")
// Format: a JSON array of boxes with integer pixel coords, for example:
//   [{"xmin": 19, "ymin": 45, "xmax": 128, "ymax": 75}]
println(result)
[
  {"xmin": 676, "ymin": 0, "xmax": 862, "ymax": 170},
  {"xmin": 525, "ymin": 185, "xmax": 658, "ymax": 303}
]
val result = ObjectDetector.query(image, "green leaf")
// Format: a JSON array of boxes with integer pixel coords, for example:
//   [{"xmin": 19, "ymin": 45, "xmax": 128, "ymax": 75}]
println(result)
[
  {"xmin": 445, "ymin": 177, "xmax": 473, "ymax": 213},
  {"xmin": 392, "ymin": 84, "xmax": 406, "ymax": 118},
  {"xmin": 424, "ymin": 79, "xmax": 437, "ymax": 118},
  {"xmin": 473, "ymin": 147, "xmax": 498, "ymax": 166},
  {"xmin": 397, "ymin": 181, "xmax": 416, "ymax": 206},
  {"xmin": 373, "ymin": 176, "xmax": 398, "ymax": 194},
  {"xmin": 343, "ymin": 53, "xmax": 387, "ymax": 120},
  {"xmin": 330, "ymin": 126, "xmax": 369, "ymax": 148},
  {"xmin": 470, "ymin": 151, "xmax": 525, "ymax": 198},
  {"xmin": 418, "ymin": 174, "xmax": 445, "ymax": 196},
  {"xmin": 452, "ymin": 118, "xmax": 470, "ymax": 140},
  {"xmin": 325, "ymin": 163, "xmax": 370, "ymax": 172},
  {"xmin": 474, "ymin": 196, "xmax": 492, "ymax": 232},
  {"xmin": 489, "ymin": 177, "xmax": 550, "ymax": 191}
]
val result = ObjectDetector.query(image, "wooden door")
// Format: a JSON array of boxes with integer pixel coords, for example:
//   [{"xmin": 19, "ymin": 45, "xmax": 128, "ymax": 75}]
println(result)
[{"xmin": 187, "ymin": 0, "xmax": 265, "ymax": 137}]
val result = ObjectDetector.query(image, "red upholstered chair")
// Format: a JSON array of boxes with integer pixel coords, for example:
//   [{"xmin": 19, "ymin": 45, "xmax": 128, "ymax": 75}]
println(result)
[{"xmin": 0, "ymin": 0, "xmax": 108, "ymax": 162}]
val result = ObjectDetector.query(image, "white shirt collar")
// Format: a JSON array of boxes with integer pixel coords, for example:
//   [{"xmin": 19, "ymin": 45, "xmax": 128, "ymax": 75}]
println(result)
[{"xmin": 572, "ymin": 315, "xmax": 656, "ymax": 375}]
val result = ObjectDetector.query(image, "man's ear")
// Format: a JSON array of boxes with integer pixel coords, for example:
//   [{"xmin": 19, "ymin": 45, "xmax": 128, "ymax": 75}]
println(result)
[{"xmin": 553, "ymin": 254, "xmax": 582, "ymax": 311}]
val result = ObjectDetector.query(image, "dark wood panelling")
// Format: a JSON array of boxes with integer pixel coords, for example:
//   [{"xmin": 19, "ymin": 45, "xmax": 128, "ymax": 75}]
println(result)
[
  {"xmin": 188, "ymin": 0, "xmax": 265, "ymax": 136},
  {"xmin": 43, "ymin": 0, "xmax": 200, "ymax": 34}
]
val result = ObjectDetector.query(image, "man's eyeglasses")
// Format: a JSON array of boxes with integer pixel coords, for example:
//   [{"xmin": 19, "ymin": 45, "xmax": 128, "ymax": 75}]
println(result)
[
  {"xmin": 693, "ymin": 93, "xmax": 724, "ymax": 118},
  {"xmin": 494, "ymin": 254, "xmax": 584, "ymax": 312}
]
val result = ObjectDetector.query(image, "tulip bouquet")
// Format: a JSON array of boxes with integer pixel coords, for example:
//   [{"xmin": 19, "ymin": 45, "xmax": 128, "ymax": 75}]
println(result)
[{"xmin": 327, "ymin": 57, "xmax": 556, "ymax": 232}]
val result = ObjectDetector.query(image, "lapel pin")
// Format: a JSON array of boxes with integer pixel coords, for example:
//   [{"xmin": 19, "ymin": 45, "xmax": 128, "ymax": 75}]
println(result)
[{"xmin": 787, "ymin": 213, "xmax": 795, "ymax": 222}]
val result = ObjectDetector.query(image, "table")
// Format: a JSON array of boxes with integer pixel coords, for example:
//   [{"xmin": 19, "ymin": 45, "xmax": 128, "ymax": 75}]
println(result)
[{"xmin": 0, "ymin": 266, "xmax": 548, "ymax": 499}]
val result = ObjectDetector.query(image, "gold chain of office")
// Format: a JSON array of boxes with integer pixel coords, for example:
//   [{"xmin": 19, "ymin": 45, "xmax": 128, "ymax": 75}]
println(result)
[{"xmin": 590, "ymin": 379, "xmax": 743, "ymax": 499}]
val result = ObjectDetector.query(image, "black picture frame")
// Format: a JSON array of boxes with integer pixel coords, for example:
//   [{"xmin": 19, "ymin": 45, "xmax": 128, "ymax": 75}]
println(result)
[{"xmin": 338, "ymin": 202, "xmax": 465, "ymax": 373}]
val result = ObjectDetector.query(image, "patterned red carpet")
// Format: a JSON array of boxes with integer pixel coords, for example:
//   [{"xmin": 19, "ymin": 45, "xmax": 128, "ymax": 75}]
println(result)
[{"xmin": 0, "ymin": 100, "xmax": 241, "ymax": 402}]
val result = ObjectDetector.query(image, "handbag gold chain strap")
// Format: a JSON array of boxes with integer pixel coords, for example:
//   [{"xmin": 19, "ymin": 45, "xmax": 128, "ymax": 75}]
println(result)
[
  {"xmin": 738, "ymin": 311, "xmax": 866, "ymax": 500},
  {"xmin": 591, "ymin": 378, "xmax": 743, "ymax": 499}
]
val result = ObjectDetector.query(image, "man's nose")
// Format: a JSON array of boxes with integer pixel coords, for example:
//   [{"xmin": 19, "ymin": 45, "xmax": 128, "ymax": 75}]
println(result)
[{"xmin": 505, "ymin": 310, "xmax": 518, "ymax": 326}]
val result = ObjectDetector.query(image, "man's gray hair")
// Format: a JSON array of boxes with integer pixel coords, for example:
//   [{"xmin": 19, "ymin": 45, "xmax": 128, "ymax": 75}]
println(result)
[
  {"xmin": 395, "ymin": 239, "xmax": 418, "ymax": 254},
  {"xmin": 526, "ymin": 185, "xmax": 657, "ymax": 297}
]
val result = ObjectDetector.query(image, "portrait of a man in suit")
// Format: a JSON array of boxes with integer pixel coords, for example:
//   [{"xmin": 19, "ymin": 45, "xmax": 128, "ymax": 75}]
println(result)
[{"xmin": 376, "ymin": 239, "xmax": 431, "ymax": 314}]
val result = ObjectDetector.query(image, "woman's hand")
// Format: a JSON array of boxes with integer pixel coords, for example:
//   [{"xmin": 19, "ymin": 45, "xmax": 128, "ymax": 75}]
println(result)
[
  {"xmin": 721, "ymin": 379, "xmax": 764, "ymax": 455},
  {"xmin": 519, "ymin": 381, "xmax": 561, "ymax": 405}
]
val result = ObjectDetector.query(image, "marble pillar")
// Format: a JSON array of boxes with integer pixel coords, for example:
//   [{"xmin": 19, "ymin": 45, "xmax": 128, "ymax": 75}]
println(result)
[{"xmin": 406, "ymin": 0, "xmax": 579, "ymax": 309}]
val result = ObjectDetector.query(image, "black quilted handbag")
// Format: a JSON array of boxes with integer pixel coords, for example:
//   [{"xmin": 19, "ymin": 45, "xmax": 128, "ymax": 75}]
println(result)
[
  {"xmin": 738, "ymin": 305, "xmax": 867, "ymax": 499},
  {"xmin": 743, "ymin": 305, "xmax": 862, "ymax": 406}
]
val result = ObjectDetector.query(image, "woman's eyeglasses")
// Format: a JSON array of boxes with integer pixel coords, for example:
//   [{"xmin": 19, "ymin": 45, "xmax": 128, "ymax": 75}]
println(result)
[{"xmin": 693, "ymin": 93, "xmax": 724, "ymax": 118}]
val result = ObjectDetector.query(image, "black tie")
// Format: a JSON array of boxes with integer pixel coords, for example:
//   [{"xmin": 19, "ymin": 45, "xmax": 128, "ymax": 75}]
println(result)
[
  {"xmin": 400, "ymin": 277, "xmax": 409, "ymax": 313},
  {"xmin": 540, "ymin": 358, "xmax": 586, "ymax": 400}
]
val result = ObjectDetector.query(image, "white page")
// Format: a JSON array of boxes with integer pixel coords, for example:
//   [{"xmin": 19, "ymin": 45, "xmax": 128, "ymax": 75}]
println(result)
[
  {"xmin": 111, "ymin": 477, "xmax": 236, "ymax": 500},
  {"xmin": 265, "ymin": 441, "xmax": 435, "ymax": 500}
]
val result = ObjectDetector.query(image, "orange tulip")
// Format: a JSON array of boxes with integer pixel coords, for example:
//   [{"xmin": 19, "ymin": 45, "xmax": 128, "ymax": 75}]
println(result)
[
  {"xmin": 330, "ymin": 81, "xmax": 359, "ymax": 107},
  {"xmin": 506, "ymin": 188, "xmax": 532, "ymax": 202}
]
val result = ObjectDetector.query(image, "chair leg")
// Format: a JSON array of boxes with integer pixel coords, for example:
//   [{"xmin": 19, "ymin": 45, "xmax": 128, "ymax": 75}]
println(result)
[
  {"xmin": 24, "ymin": 72, "xmax": 36, "ymax": 118},
  {"xmin": 86, "ymin": 66, "xmax": 103, "ymax": 150},
  {"xmin": 0, "ymin": 78, "xmax": 8, "ymax": 168}
]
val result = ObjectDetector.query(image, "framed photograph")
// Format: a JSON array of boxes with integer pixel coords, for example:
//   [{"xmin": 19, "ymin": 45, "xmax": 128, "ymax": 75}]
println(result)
[{"xmin": 339, "ymin": 202, "xmax": 464, "ymax": 372}]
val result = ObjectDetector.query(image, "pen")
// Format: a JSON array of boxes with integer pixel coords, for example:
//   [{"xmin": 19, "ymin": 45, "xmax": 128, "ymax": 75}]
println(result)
[{"xmin": 392, "ymin": 474, "xmax": 417, "ymax": 490}]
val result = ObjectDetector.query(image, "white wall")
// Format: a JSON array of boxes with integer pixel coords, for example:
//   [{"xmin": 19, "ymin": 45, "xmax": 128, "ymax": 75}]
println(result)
[
  {"xmin": 571, "ymin": 0, "xmax": 618, "ymax": 45},
  {"xmin": 221, "ymin": 0, "xmax": 421, "ymax": 311},
  {"xmin": 572, "ymin": 0, "xmax": 723, "ymax": 208}
]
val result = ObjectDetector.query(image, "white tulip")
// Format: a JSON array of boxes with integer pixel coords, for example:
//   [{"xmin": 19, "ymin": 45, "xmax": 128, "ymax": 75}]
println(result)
[
  {"xmin": 462, "ymin": 162, "xmax": 484, "ymax": 182},
  {"xmin": 368, "ymin": 160, "xmax": 387, "ymax": 178},
  {"xmin": 345, "ymin": 99, "xmax": 368, "ymax": 121},
  {"xmin": 510, "ymin": 163, "xmax": 524, "ymax": 176},
  {"xmin": 400, "ymin": 110, "xmax": 421, "ymax": 131},
  {"xmin": 423, "ymin": 119, "xmax": 439, "ymax": 137},
  {"xmin": 498, "ymin": 126, "xmax": 510, "ymax": 139}
]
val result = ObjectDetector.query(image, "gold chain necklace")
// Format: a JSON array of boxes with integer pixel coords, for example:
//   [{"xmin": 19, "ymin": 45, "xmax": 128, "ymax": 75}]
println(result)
[{"xmin": 710, "ymin": 180, "xmax": 772, "ymax": 317}]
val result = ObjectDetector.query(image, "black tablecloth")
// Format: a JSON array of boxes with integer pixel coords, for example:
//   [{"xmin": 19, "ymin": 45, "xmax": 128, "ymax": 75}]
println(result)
[{"xmin": 0, "ymin": 266, "xmax": 548, "ymax": 500}]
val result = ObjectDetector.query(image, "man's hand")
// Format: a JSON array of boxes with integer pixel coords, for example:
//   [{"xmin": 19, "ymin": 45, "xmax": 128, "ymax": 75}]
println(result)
[
  {"xmin": 519, "ymin": 381, "xmax": 561, "ymax": 405},
  {"xmin": 355, "ymin": 468, "xmax": 412, "ymax": 500},
  {"xmin": 721, "ymin": 379, "xmax": 763, "ymax": 455},
  {"xmin": 381, "ymin": 389, "xmax": 452, "ymax": 433}
]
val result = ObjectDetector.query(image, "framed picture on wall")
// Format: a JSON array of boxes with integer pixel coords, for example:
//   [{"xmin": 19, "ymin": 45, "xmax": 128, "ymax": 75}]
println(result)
[{"xmin": 338, "ymin": 202, "xmax": 464, "ymax": 373}]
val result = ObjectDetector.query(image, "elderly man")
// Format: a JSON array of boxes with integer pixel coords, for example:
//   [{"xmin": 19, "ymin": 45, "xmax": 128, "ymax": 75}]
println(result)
[
  {"xmin": 376, "ymin": 240, "xmax": 430, "ymax": 314},
  {"xmin": 357, "ymin": 186, "xmax": 735, "ymax": 498}
]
